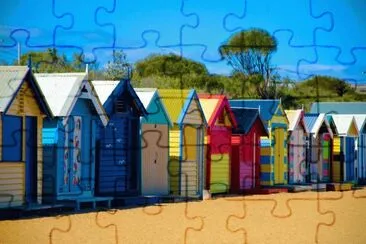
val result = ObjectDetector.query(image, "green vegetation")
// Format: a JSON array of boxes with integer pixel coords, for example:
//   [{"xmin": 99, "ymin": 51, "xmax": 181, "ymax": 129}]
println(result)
[{"xmin": 13, "ymin": 30, "xmax": 366, "ymax": 111}]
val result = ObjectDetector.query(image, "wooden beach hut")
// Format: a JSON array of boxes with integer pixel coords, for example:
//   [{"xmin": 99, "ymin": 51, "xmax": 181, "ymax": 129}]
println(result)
[
  {"xmin": 354, "ymin": 115, "xmax": 366, "ymax": 181},
  {"xmin": 135, "ymin": 88, "xmax": 172, "ymax": 196},
  {"xmin": 0, "ymin": 66, "xmax": 52, "ymax": 208},
  {"xmin": 36, "ymin": 73, "xmax": 110, "ymax": 209},
  {"xmin": 303, "ymin": 113, "xmax": 333, "ymax": 183},
  {"xmin": 285, "ymin": 109, "xmax": 308, "ymax": 184},
  {"xmin": 230, "ymin": 108, "xmax": 268, "ymax": 192},
  {"xmin": 92, "ymin": 80, "xmax": 147, "ymax": 197},
  {"xmin": 229, "ymin": 100, "xmax": 289, "ymax": 186},
  {"xmin": 198, "ymin": 94, "xmax": 237, "ymax": 194},
  {"xmin": 158, "ymin": 89, "xmax": 207, "ymax": 198},
  {"xmin": 328, "ymin": 115, "xmax": 359, "ymax": 183}
]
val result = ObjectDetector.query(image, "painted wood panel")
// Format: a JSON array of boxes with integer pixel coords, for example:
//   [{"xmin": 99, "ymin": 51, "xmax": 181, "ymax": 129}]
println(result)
[
  {"xmin": 210, "ymin": 153, "xmax": 230, "ymax": 193},
  {"xmin": 0, "ymin": 163, "xmax": 25, "ymax": 207},
  {"xmin": 7, "ymin": 80, "xmax": 43, "ymax": 116},
  {"xmin": 288, "ymin": 126, "xmax": 306, "ymax": 184},
  {"xmin": 183, "ymin": 99, "xmax": 204, "ymax": 125},
  {"xmin": 274, "ymin": 128, "xmax": 285, "ymax": 184},
  {"xmin": 180, "ymin": 160, "xmax": 198, "ymax": 196},
  {"xmin": 332, "ymin": 137, "xmax": 341, "ymax": 182},
  {"xmin": 141, "ymin": 124, "xmax": 169, "ymax": 195},
  {"xmin": 169, "ymin": 129, "xmax": 180, "ymax": 157}
]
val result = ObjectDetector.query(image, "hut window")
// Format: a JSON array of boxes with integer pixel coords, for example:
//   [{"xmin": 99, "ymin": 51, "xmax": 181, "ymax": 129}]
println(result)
[
  {"xmin": 115, "ymin": 98, "xmax": 127, "ymax": 114},
  {"xmin": 2, "ymin": 115, "xmax": 22, "ymax": 161}
]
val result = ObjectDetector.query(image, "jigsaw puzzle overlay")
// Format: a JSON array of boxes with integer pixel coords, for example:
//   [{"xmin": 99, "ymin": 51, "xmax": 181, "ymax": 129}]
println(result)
[{"xmin": 1, "ymin": 0, "xmax": 366, "ymax": 243}]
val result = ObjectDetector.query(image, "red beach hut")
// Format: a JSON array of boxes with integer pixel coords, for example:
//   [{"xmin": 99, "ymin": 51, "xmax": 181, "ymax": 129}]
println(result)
[
  {"xmin": 230, "ymin": 107, "xmax": 268, "ymax": 192},
  {"xmin": 198, "ymin": 94, "xmax": 237, "ymax": 194}
]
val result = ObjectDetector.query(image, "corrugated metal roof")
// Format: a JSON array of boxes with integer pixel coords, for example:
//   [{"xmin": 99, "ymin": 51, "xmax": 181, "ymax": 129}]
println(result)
[
  {"xmin": 285, "ymin": 109, "xmax": 302, "ymax": 131},
  {"xmin": 0, "ymin": 66, "xmax": 29, "ymax": 112},
  {"xmin": 158, "ymin": 89, "xmax": 192, "ymax": 123},
  {"xmin": 330, "ymin": 114, "xmax": 358, "ymax": 136},
  {"xmin": 35, "ymin": 73, "xmax": 108, "ymax": 126},
  {"xmin": 134, "ymin": 88, "xmax": 157, "ymax": 109},
  {"xmin": 35, "ymin": 73, "xmax": 85, "ymax": 116},
  {"xmin": 310, "ymin": 102, "xmax": 366, "ymax": 114},
  {"xmin": 353, "ymin": 115, "xmax": 366, "ymax": 133},
  {"xmin": 229, "ymin": 99, "xmax": 280, "ymax": 122},
  {"xmin": 91, "ymin": 80, "xmax": 120, "ymax": 105}
]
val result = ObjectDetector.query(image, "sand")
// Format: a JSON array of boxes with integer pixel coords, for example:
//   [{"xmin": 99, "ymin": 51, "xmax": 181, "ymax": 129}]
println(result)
[{"xmin": 1, "ymin": 189, "xmax": 366, "ymax": 244}]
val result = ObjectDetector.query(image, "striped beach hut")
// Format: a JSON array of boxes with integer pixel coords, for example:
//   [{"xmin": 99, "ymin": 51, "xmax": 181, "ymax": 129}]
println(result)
[
  {"xmin": 158, "ymin": 89, "xmax": 207, "ymax": 198},
  {"xmin": 354, "ymin": 115, "xmax": 366, "ymax": 181},
  {"xmin": 229, "ymin": 100, "xmax": 289, "ymax": 186},
  {"xmin": 135, "ymin": 88, "xmax": 172, "ymax": 196},
  {"xmin": 328, "ymin": 115, "xmax": 359, "ymax": 183},
  {"xmin": 198, "ymin": 94, "xmax": 237, "ymax": 194},
  {"xmin": 92, "ymin": 80, "xmax": 147, "ymax": 197},
  {"xmin": 230, "ymin": 108, "xmax": 268, "ymax": 192},
  {"xmin": 285, "ymin": 109, "xmax": 308, "ymax": 184},
  {"xmin": 304, "ymin": 113, "xmax": 334, "ymax": 183},
  {"xmin": 36, "ymin": 73, "xmax": 110, "ymax": 208},
  {"xmin": 0, "ymin": 66, "xmax": 52, "ymax": 208}
]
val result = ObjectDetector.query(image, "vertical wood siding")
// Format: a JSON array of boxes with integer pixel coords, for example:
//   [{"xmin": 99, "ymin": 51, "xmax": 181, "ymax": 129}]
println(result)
[
  {"xmin": 141, "ymin": 124, "xmax": 169, "ymax": 195},
  {"xmin": 183, "ymin": 99, "xmax": 204, "ymax": 125},
  {"xmin": 332, "ymin": 137, "xmax": 341, "ymax": 182}
]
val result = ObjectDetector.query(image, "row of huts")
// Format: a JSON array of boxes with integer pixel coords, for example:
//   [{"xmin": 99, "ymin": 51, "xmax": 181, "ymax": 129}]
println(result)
[{"xmin": 0, "ymin": 66, "xmax": 365, "ymax": 209}]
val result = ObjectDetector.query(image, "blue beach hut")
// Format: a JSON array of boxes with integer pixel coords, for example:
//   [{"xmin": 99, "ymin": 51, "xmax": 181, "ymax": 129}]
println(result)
[
  {"xmin": 36, "ymin": 73, "xmax": 110, "ymax": 209},
  {"xmin": 92, "ymin": 80, "xmax": 147, "ymax": 197}
]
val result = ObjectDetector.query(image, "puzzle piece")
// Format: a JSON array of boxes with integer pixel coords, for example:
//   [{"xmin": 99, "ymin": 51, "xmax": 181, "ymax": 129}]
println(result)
[
  {"xmin": 96, "ymin": 201, "xmax": 203, "ymax": 243},
  {"xmin": 226, "ymin": 191, "xmax": 340, "ymax": 243},
  {"xmin": 49, "ymin": 213, "xmax": 117, "ymax": 244},
  {"xmin": 53, "ymin": 0, "xmax": 115, "ymax": 63},
  {"xmin": 0, "ymin": 0, "xmax": 70, "ymax": 48},
  {"xmin": 96, "ymin": 0, "xmax": 196, "ymax": 50},
  {"xmin": 311, "ymin": 0, "xmax": 366, "ymax": 64}
]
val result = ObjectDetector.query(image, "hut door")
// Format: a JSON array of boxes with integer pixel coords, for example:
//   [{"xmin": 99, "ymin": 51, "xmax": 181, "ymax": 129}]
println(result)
[
  {"xmin": 345, "ymin": 137, "xmax": 355, "ymax": 182},
  {"xmin": 25, "ymin": 116, "xmax": 37, "ymax": 204},
  {"xmin": 62, "ymin": 116, "xmax": 83, "ymax": 194},
  {"xmin": 274, "ymin": 129, "xmax": 285, "ymax": 184},
  {"xmin": 141, "ymin": 124, "xmax": 169, "ymax": 195}
]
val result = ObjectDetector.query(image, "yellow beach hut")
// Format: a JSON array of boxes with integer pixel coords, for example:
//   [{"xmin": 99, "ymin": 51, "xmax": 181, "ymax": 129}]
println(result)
[{"xmin": 158, "ymin": 89, "xmax": 207, "ymax": 198}]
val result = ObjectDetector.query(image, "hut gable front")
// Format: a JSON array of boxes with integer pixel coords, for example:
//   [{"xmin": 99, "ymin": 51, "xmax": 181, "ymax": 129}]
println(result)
[
  {"xmin": 330, "ymin": 115, "xmax": 359, "ymax": 137},
  {"xmin": 182, "ymin": 96, "xmax": 205, "ymax": 125}
]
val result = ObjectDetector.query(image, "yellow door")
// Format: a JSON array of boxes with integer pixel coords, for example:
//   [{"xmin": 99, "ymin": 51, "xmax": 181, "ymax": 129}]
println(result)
[{"xmin": 274, "ymin": 129, "xmax": 285, "ymax": 184}]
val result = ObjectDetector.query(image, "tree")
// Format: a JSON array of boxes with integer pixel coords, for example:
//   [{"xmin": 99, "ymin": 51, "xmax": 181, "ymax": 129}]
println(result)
[
  {"xmin": 220, "ymin": 28, "xmax": 278, "ymax": 98},
  {"xmin": 104, "ymin": 50, "xmax": 131, "ymax": 80},
  {"xmin": 134, "ymin": 53, "xmax": 208, "ymax": 89}
]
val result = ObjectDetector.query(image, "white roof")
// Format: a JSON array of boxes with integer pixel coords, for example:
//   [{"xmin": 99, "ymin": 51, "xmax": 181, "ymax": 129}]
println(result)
[
  {"xmin": 134, "ymin": 88, "xmax": 157, "ymax": 109},
  {"xmin": 0, "ymin": 66, "xmax": 29, "ymax": 112},
  {"xmin": 91, "ymin": 80, "xmax": 120, "ymax": 104},
  {"xmin": 285, "ymin": 109, "xmax": 304, "ymax": 132},
  {"xmin": 353, "ymin": 114, "xmax": 366, "ymax": 133},
  {"xmin": 35, "ymin": 73, "xmax": 108, "ymax": 126},
  {"xmin": 331, "ymin": 114, "xmax": 358, "ymax": 136},
  {"xmin": 310, "ymin": 113, "xmax": 333, "ymax": 139}
]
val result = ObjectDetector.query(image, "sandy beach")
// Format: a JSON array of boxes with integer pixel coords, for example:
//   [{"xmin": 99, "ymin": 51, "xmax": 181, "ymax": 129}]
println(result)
[{"xmin": 1, "ymin": 189, "xmax": 366, "ymax": 244}]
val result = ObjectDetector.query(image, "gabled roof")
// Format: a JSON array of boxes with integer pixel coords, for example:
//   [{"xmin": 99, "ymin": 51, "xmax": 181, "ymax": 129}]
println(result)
[
  {"xmin": 285, "ymin": 109, "xmax": 308, "ymax": 134},
  {"xmin": 0, "ymin": 66, "xmax": 52, "ymax": 116},
  {"xmin": 134, "ymin": 88, "xmax": 173, "ymax": 127},
  {"xmin": 328, "ymin": 114, "xmax": 359, "ymax": 137},
  {"xmin": 310, "ymin": 102, "xmax": 366, "ymax": 114},
  {"xmin": 231, "ymin": 107, "xmax": 268, "ymax": 136},
  {"xmin": 304, "ymin": 113, "xmax": 333, "ymax": 138},
  {"xmin": 198, "ymin": 94, "xmax": 237, "ymax": 128},
  {"xmin": 229, "ymin": 99, "xmax": 285, "ymax": 121},
  {"xmin": 353, "ymin": 114, "xmax": 366, "ymax": 133},
  {"xmin": 159, "ymin": 89, "xmax": 207, "ymax": 126},
  {"xmin": 35, "ymin": 73, "xmax": 108, "ymax": 126},
  {"xmin": 92, "ymin": 80, "xmax": 147, "ymax": 117}
]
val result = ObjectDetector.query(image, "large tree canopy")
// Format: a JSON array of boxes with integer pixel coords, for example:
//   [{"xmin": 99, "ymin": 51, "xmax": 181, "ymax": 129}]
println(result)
[
  {"xmin": 220, "ymin": 28, "xmax": 278, "ymax": 98},
  {"xmin": 135, "ymin": 53, "xmax": 208, "ymax": 78}
]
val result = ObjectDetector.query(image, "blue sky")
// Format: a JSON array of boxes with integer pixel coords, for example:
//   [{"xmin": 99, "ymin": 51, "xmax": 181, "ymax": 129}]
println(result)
[{"xmin": 1, "ymin": 0, "xmax": 365, "ymax": 85}]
